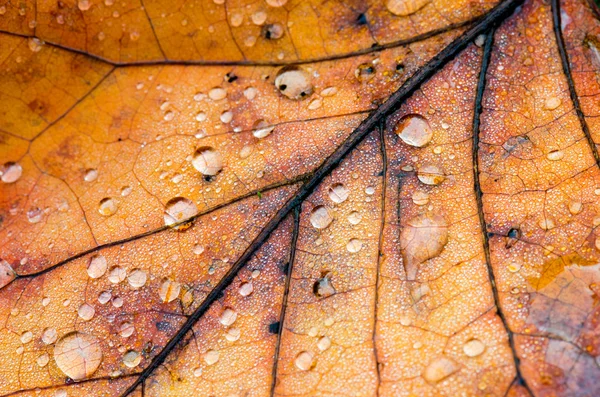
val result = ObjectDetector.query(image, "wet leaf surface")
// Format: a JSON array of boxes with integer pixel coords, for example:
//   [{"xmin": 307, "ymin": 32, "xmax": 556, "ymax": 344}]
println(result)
[{"xmin": 3, "ymin": 0, "xmax": 600, "ymax": 396}]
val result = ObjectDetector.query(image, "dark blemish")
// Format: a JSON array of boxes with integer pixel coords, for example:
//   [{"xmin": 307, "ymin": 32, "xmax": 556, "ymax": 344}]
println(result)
[
  {"xmin": 505, "ymin": 227, "xmax": 521, "ymax": 249},
  {"xmin": 279, "ymin": 84, "xmax": 287, "ymax": 91},
  {"xmin": 268, "ymin": 321, "xmax": 280, "ymax": 334},
  {"xmin": 356, "ymin": 13, "xmax": 367, "ymax": 25},
  {"xmin": 203, "ymin": 175, "xmax": 214, "ymax": 182},
  {"xmin": 396, "ymin": 63, "xmax": 405, "ymax": 72},
  {"xmin": 156, "ymin": 321, "xmax": 171, "ymax": 332},
  {"xmin": 226, "ymin": 72, "xmax": 238, "ymax": 83},
  {"xmin": 280, "ymin": 261, "xmax": 289, "ymax": 275}
]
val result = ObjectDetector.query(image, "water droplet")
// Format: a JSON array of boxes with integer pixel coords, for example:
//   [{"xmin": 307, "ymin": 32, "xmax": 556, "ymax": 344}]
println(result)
[
  {"xmin": 346, "ymin": 239, "xmax": 363, "ymax": 253},
  {"xmin": 119, "ymin": 322, "xmax": 134, "ymax": 338},
  {"xmin": 395, "ymin": 114, "xmax": 433, "ymax": 147},
  {"xmin": 53, "ymin": 332, "xmax": 102, "ymax": 380},
  {"xmin": 98, "ymin": 197, "xmax": 118, "ymax": 216},
  {"xmin": 539, "ymin": 217, "xmax": 555, "ymax": 230},
  {"xmin": 220, "ymin": 110, "xmax": 233, "ymax": 123},
  {"xmin": 0, "ymin": 259, "xmax": 16, "ymax": 289},
  {"xmin": 159, "ymin": 279, "xmax": 181, "ymax": 303},
  {"xmin": 569, "ymin": 201, "xmax": 583, "ymax": 215},
  {"xmin": 412, "ymin": 190, "xmax": 430, "ymax": 206},
  {"xmin": 243, "ymin": 87, "xmax": 257, "ymax": 100},
  {"xmin": 313, "ymin": 273, "xmax": 335, "ymax": 298},
  {"xmin": 365, "ymin": 186, "xmax": 375, "ymax": 195},
  {"xmin": 275, "ymin": 67, "xmax": 313, "ymax": 100},
  {"xmin": 108, "ymin": 266, "xmax": 126, "ymax": 283},
  {"xmin": 193, "ymin": 367, "xmax": 203, "ymax": 377},
  {"xmin": 544, "ymin": 97, "xmax": 561, "ymax": 110},
  {"xmin": 423, "ymin": 357, "xmax": 458, "ymax": 383},
  {"xmin": 347, "ymin": 211, "xmax": 362, "ymax": 225},
  {"xmin": 120, "ymin": 185, "xmax": 132, "ymax": 196},
  {"xmin": 195, "ymin": 112, "xmax": 207, "ymax": 122},
  {"xmin": 78, "ymin": 0, "xmax": 91, "ymax": 11},
  {"xmin": 317, "ymin": 336, "xmax": 331, "ymax": 351},
  {"xmin": 27, "ymin": 208, "xmax": 43, "ymax": 223},
  {"xmin": 253, "ymin": 120, "xmax": 275, "ymax": 139},
  {"xmin": 54, "ymin": 390, "xmax": 67, "ymax": 397},
  {"xmin": 78, "ymin": 303, "xmax": 95, "ymax": 321},
  {"xmin": 98, "ymin": 291, "xmax": 111, "ymax": 304},
  {"xmin": 266, "ymin": 0, "xmax": 287, "ymax": 6},
  {"xmin": 204, "ymin": 350, "xmax": 220, "ymax": 365},
  {"xmin": 219, "ymin": 308, "xmax": 238, "ymax": 326},
  {"xmin": 127, "ymin": 269, "xmax": 147, "ymax": 288},
  {"xmin": 463, "ymin": 339, "xmax": 485, "ymax": 357},
  {"xmin": 37, "ymin": 353, "xmax": 50, "ymax": 367},
  {"xmin": 42, "ymin": 328, "xmax": 57, "ymax": 344},
  {"xmin": 87, "ymin": 254, "xmax": 107, "ymax": 279},
  {"xmin": 294, "ymin": 351, "xmax": 314, "ymax": 371},
  {"xmin": 355, "ymin": 63, "xmax": 376, "ymax": 82},
  {"xmin": 164, "ymin": 197, "xmax": 198, "ymax": 227},
  {"xmin": 417, "ymin": 164, "xmax": 445, "ymax": 185},
  {"xmin": 208, "ymin": 87, "xmax": 227, "ymax": 101},
  {"xmin": 310, "ymin": 206, "xmax": 334, "ymax": 229},
  {"xmin": 386, "ymin": 0, "xmax": 429, "ymax": 16},
  {"xmin": 225, "ymin": 327, "xmax": 240, "ymax": 342},
  {"xmin": 508, "ymin": 262, "xmax": 522, "ymax": 273},
  {"xmin": 546, "ymin": 149, "xmax": 564, "ymax": 161},
  {"xmin": 192, "ymin": 147, "xmax": 223, "ymax": 176},
  {"xmin": 1, "ymin": 162, "xmax": 23, "ymax": 183},
  {"xmin": 20, "ymin": 331, "xmax": 33, "ymax": 344},
  {"xmin": 321, "ymin": 87, "xmax": 338, "ymax": 97},
  {"xmin": 239, "ymin": 282, "xmax": 253, "ymax": 297},
  {"xmin": 400, "ymin": 214, "xmax": 448, "ymax": 280},
  {"xmin": 328, "ymin": 183, "xmax": 349, "ymax": 203},
  {"xmin": 262, "ymin": 23, "xmax": 284, "ymax": 39},
  {"xmin": 123, "ymin": 350, "xmax": 141, "ymax": 368}
]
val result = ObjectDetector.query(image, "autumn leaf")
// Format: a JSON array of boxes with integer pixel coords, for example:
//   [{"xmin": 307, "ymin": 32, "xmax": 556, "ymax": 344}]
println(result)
[{"xmin": 4, "ymin": 0, "xmax": 600, "ymax": 395}]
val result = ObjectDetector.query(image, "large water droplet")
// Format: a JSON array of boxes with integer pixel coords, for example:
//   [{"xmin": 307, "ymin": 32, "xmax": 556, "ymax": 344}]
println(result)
[
  {"xmin": 53, "ymin": 332, "xmax": 103, "ymax": 380},
  {"xmin": 127, "ymin": 269, "xmax": 147, "ymax": 288},
  {"xmin": 159, "ymin": 279, "xmax": 181, "ymax": 303},
  {"xmin": 192, "ymin": 147, "xmax": 223, "ymax": 176},
  {"xmin": 164, "ymin": 197, "xmax": 198, "ymax": 227},
  {"xmin": 1, "ymin": 162, "xmax": 22, "ymax": 183},
  {"xmin": 417, "ymin": 164, "xmax": 445, "ymax": 185},
  {"xmin": 204, "ymin": 350, "xmax": 220, "ymax": 365},
  {"xmin": 275, "ymin": 67, "xmax": 313, "ymax": 100},
  {"xmin": 400, "ymin": 214, "xmax": 448, "ymax": 280},
  {"xmin": 87, "ymin": 254, "xmax": 107, "ymax": 279},
  {"xmin": 219, "ymin": 308, "xmax": 238, "ymax": 326},
  {"xmin": 294, "ymin": 351, "xmax": 314, "ymax": 371},
  {"xmin": 98, "ymin": 197, "xmax": 118, "ymax": 216},
  {"xmin": 310, "ymin": 206, "xmax": 334, "ymax": 229},
  {"xmin": 123, "ymin": 350, "xmax": 142, "ymax": 368},
  {"xmin": 78, "ymin": 303, "xmax": 95, "ymax": 321},
  {"xmin": 395, "ymin": 114, "xmax": 433, "ymax": 147},
  {"xmin": 328, "ymin": 183, "xmax": 349, "ymax": 203}
]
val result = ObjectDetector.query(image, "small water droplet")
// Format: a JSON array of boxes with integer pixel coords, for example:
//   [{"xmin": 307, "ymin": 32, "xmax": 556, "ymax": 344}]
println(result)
[
  {"xmin": 27, "ymin": 208, "xmax": 43, "ymax": 223},
  {"xmin": 346, "ymin": 239, "xmax": 363, "ymax": 253},
  {"xmin": 317, "ymin": 336, "xmax": 331, "ymax": 351},
  {"xmin": 243, "ymin": 87, "xmax": 257, "ymax": 100},
  {"xmin": 546, "ymin": 149, "xmax": 564, "ymax": 161},
  {"xmin": 164, "ymin": 197, "xmax": 198, "ymax": 227},
  {"xmin": 386, "ymin": 0, "xmax": 429, "ymax": 16},
  {"xmin": 193, "ymin": 367, "xmax": 203, "ymax": 377},
  {"xmin": 417, "ymin": 164, "xmax": 445, "ymax": 185},
  {"xmin": 313, "ymin": 273, "xmax": 335, "ymax": 298},
  {"xmin": 119, "ymin": 322, "xmax": 134, "ymax": 338},
  {"xmin": 195, "ymin": 112, "xmax": 207, "ymax": 122},
  {"xmin": 275, "ymin": 67, "xmax": 313, "ymax": 100},
  {"xmin": 123, "ymin": 350, "xmax": 141, "ymax": 368},
  {"xmin": 0, "ymin": 260, "xmax": 16, "ymax": 289},
  {"xmin": 120, "ymin": 185, "xmax": 132, "ymax": 196},
  {"xmin": 208, "ymin": 87, "xmax": 227, "ymax": 101},
  {"xmin": 127, "ymin": 269, "xmax": 147, "ymax": 288},
  {"xmin": 569, "ymin": 201, "xmax": 583, "ymax": 215},
  {"xmin": 400, "ymin": 214, "xmax": 448, "ymax": 280},
  {"xmin": 395, "ymin": 114, "xmax": 433, "ymax": 147},
  {"xmin": 219, "ymin": 308, "xmax": 238, "ymax": 326},
  {"xmin": 20, "ymin": 331, "xmax": 33, "ymax": 344},
  {"xmin": 508, "ymin": 262, "xmax": 522, "ymax": 273},
  {"xmin": 463, "ymin": 339, "xmax": 485, "ymax": 357},
  {"xmin": 220, "ymin": 110, "xmax": 233, "ymax": 124},
  {"xmin": 347, "ymin": 211, "xmax": 362, "ymax": 225},
  {"xmin": 37, "ymin": 353, "xmax": 50, "ymax": 367},
  {"xmin": 159, "ymin": 279, "xmax": 181, "ymax": 303},
  {"xmin": 328, "ymin": 183, "xmax": 349, "ymax": 203},
  {"xmin": 87, "ymin": 254, "xmax": 107, "ymax": 279},
  {"xmin": 423, "ymin": 357, "xmax": 458, "ymax": 383},
  {"xmin": 225, "ymin": 327, "xmax": 240, "ymax": 342},
  {"xmin": 544, "ymin": 97, "xmax": 561, "ymax": 110},
  {"xmin": 365, "ymin": 186, "xmax": 375, "ymax": 195},
  {"xmin": 412, "ymin": 190, "xmax": 429, "ymax": 206},
  {"xmin": 78, "ymin": 0, "xmax": 91, "ymax": 11},
  {"xmin": 204, "ymin": 350, "xmax": 220, "ymax": 365},
  {"xmin": 98, "ymin": 197, "xmax": 118, "ymax": 216},
  {"xmin": 42, "ymin": 328, "xmax": 57, "ymax": 344},
  {"xmin": 108, "ymin": 266, "xmax": 126, "ymax": 283},
  {"xmin": 192, "ymin": 147, "xmax": 223, "ymax": 176},
  {"xmin": 53, "ymin": 332, "xmax": 102, "ymax": 380},
  {"xmin": 239, "ymin": 282, "xmax": 253, "ymax": 297},
  {"xmin": 98, "ymin": 291, "xmax": 111, "ymax": 304},
  {"xmin": 1, "ymin": 162, "xmax": 23, "ymax": 183},
  {"xmin": 78, "ymin": 303, "xmax": 95, "ymax": 321},
  {"xmin": 310, "ymin": 206, "xmax": 334, "ymax": 229},
  {"xmin": 294, "ymin": 351, "xmax": 314, "ymax": 371}
]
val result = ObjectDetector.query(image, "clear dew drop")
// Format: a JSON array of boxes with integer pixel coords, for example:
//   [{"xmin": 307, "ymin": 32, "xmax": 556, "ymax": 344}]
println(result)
[
  {"xmin": 78, "ymin": 303, "xmax": 95, "ymax": 321},
  {"xmin": 164, "ymin": 197, "xmax": 198, "ymax": 227},
  {"xmin": 423, "ymin": 357, "xmax": 459, "ymax": 383},
  {"xmin": 42, "ymin": 328, "xmax": 57, "ymax": 345},
  {"xmin": 219, "ymin": 308, "xmax": 238, "ymax": 326},
  {"xmin": 98, "ymin": 197, "xmax": 118, "ymax": 216},
  {"xmin": 294, "ymin": 351, "xmax": 314, "ymax": 371},
  {"xmin": 417, "ymin": 164, "xmax": 445, "ymax": 185},
  {"xmin": 253, "ymin": 119, "xmax": 275, "ymax": 139},
  {"xmin": 328, "ymin": 183, "xmax": 349, "ymax": 203},
  {"xmin": 192, "ymin": 147, "xmax": 223, "ymax": 176},
  {"xmin": 120, "ymin": 185, "xmax": 132, "ymax": 197},
  {"xmin": 386, "ymin": 0, "xmax": 429, "ymax": 16},
  {"xmin": 127, "ymin": 269, "xmax": 147, "ymax": 288},
  {"xmin": 193, "ymin": 367, "xmax": 203, "ymax": 377},
  {"xmin": 108, "ymin": 266, "xmax": 126, "ymax": 283},
  {"xmin": 266, "ymin": 0, "xmax": 287, "ymax": 6},
  {"xmin": 220, "ymin": 110, "xmax": 233, "ymax": 123},
  {"xmin": 87, "ymin": 254, "xmax": 107, "ymax": 279},
  {"xmin": 84, "ymin": 168, "xmax": 98, "ymax": 182},
  {"xmin": 347, "ymin": 211, "xmax": 362, "ymax": 225},
  {"xmin": 239, "ymin": 282, "xmax": 253, "ymax": 296},
  {"xmin": 310, "ymin": 206, "xmax": 334, "ymax": 229},
  {"xmin": 1, "ymin": 162, "xmax": 23, "ymax": 183},
  {"xmin": 195, "ymin": 112, "xmax": 207, "ymax": 122},
  {"xmin": 54, "ymin": 390, "xmax": 67, "ymax": 397},
  {"xmin": 275, "ymin": 66, "xmax": 313, "ymax": 100},
  {"xmin": 396, "ymin": 114, "xmax": 433, "ymax": 147},
  {"xmin": 53, "ymin": 332, "xmax": 103, "ymax": 381},
  {"xmin": 346, "ymin": 238, "xmax": 363, "ymax": 253},
  {"xmin": 463, "ymin": 339, "xmax": 486, "ymax": 357},
  {"xmin": 263, "ymin": 23, "xmax": 284, "ymax": 40},
  {"xmin": 123, "ymin": 350, "xmax": 142, "ymax": 368},
  {"xmin": 204, "ymin": 350, "xmax": 220, "ymax": 365},
  {"xmin": 159, "ymin": 279, "xmax": 181, "ymax": 303}
]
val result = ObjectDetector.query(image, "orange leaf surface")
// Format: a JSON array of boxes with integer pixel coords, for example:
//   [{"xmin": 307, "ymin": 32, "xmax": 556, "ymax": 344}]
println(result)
[{"xmin": 3, "ymin": 0, "xmax": 600, "ymax": 395}]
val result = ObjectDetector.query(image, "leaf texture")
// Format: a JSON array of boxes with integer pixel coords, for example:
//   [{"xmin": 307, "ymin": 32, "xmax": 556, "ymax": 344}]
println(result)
[{"xmin": 3, "ymin": 0, "xmax": 600, "ymax": 396}]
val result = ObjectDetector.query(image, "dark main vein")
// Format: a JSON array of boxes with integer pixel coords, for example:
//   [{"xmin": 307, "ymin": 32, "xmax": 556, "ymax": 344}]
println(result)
[
  {"xmin": 472, "ymin": 30, "xmax": 534, "ymax": 395},
  {"xmin": 269, "ymin": 206, "xmax": 301, "ymax": 397},
  {"xmin": 117, "ymin": 1, "xmax": 525, "ymax": 395},
  {"xmin": 551, "ymin": 0, "xmax": 600, "ymax": 167}
]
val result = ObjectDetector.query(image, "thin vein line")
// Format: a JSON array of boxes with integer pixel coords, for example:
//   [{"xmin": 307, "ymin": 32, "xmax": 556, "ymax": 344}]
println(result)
[
  {"xmin": 269, "ymin": 206, "xmax": 301, "ymax": 397},
  {"xmin": 472, "ymin": 29, "xmax": 534, "ymax": 396},
  {"xmin": 116, "ymin": 2, "xmax": 525, "ymax": 395},
  {"xmin": 552, "ymin": 0, "xmax": 600, "ymax": 167}
]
